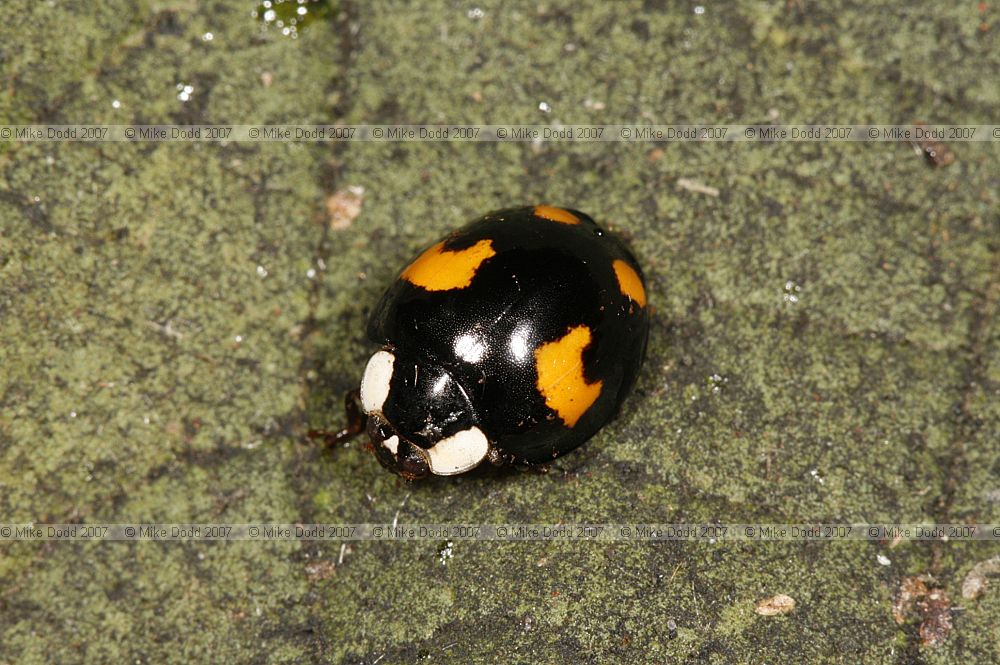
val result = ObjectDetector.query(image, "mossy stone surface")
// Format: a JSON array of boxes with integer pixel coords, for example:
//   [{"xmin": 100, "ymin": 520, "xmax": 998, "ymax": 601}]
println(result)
[{"xmin": 1, "ymin": 2, "xmax": 998, "ymax": 663}]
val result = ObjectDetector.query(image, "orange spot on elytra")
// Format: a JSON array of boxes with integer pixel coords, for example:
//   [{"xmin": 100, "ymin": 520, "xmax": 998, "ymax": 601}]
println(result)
[
  {"xmin": 533, "ymin": 205, "xmax": 580, "ymax": 225},
  {"xmin": 612, "ymin": 259, "xmax": 646, "ymax": 307},
  {"xmin": 401, "ymin": 239, "xmax": 496, "ymax": 291},
  {"xmin": 534, "ymin": 325, "xmax": 603, "ymax": 427}
]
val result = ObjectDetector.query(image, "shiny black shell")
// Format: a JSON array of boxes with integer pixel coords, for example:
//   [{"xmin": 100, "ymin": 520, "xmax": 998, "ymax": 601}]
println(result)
[{"xmin": 368, "ymin": 206, "xmax": 649, "ymax": 465}]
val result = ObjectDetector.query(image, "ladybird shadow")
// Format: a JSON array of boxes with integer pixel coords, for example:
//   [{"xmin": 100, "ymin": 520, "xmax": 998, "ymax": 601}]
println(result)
[{"xmin": 320, "ymin": 442, "xmax": 553, "ymax": 487}]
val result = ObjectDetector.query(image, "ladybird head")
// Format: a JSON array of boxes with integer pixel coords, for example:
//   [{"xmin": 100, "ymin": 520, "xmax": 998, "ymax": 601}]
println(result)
[{"xmin": 359, "ymin": 349, "xmax": 490, "ymax": 479}]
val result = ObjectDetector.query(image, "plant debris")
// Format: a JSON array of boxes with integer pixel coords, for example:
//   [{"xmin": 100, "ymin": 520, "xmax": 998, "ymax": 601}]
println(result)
[
  {"xmin": 961, "ymin": 556, "xmax": 1000, "ymax": 600},
  {"xmin": 919, "ymin": 589, "xmax": 953, "ymax": 647},
  {"xmin": 909, "ymin": 121, "xmax": 955, "ymax": 167},
  {"xmin": 892, "ymin": 576, "xmax": 954, "ymax": 647},
  {"xmin": 676, "ymin": 177, "xmax": 720, "ymax": 197},
  {"xmin": 305, "ymin": 559, "xmax": 337, "ymax": 582},
  {"xmin": 326, "ymin": 185, "xmax": 366, "ymax": 230},
  {"xmin": 755, "ymin": 593, "xmax": 796, "ymax": 616}
]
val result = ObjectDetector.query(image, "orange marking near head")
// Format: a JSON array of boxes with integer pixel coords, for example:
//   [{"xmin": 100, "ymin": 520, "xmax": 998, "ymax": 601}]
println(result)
[
  {"xmin": 401, "ymin": 239, "xmax": 496, "ymax": 291},
  {"xmin": 612, "ymin": 259, "xmax": 646, "ymax": 308},
  {"xmin": 534, "ymin": 325, "xmax": 603, "ymax": 427},
  {"xmin": 533, "ymin": 205, "xmax": 580, "ymax": 225}
]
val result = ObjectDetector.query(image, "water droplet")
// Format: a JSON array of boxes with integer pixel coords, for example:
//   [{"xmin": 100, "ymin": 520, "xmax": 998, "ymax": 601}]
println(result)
[
  {"xmin": 255, "ymin": 0, "xmax": 331, "ymax": 36},
  {"xmin": 708, "ymin": 373, "xmax": 728, "ymax": 394}
]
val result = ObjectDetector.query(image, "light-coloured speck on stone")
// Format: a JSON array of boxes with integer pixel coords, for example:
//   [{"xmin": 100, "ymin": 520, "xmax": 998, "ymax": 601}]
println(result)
[
  {"xmin": 756, "ymin": 594, "xmax": 795, "ymax": 616},
  {"xmin": 326, "ymin": 185, "xmax": 365, "ymax": 230},
  {"xmin": 961, "ymin": 556, "xmax": 1000, "ymax": 599},
  {"xmin": 783, "ymin": 280, "xmax": 802, "ymax": 303},
  {"xmin": 676, "ymin": 178, "xmax": 720, "ymax": 197},
  {"xmin": 439, "ymin": 541, "xmax": 454, "ymax": 564},
  {"xmin": 708, "ymin": 373, "xmax": 728, "ymax": 394},
  {"xmin": 305, "ymin": 559, "xmax": 336, "ymax": 582}
]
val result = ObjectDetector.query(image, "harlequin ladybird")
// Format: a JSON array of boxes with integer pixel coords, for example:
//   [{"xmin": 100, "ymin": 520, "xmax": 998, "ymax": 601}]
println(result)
[{"xmin": 316, "ymin": 205, "xmax": 649, "ymax": 479}]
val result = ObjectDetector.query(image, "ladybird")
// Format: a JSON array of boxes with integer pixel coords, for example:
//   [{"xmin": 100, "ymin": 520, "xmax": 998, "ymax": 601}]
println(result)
[{"xmin": 316, "ymin": 205, "xmax": 649, "ymax": 479}]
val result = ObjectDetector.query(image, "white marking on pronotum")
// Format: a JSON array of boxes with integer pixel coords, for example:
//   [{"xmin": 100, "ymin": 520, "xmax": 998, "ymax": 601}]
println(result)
[
  {"xmin": 382, "ymin": 435, "xmax": 399, "ymax": 455},
  {"xmin": 360, "ymin": 350, "xmax": 395, "ymax": 414},
  {"xmin": 426, "ymin": 427, "xmax": 490, "ymax": 475}
]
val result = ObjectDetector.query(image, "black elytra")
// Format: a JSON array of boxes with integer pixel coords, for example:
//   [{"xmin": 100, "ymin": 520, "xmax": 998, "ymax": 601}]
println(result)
[{"xmin": 330, "ymin": 205, "xmax": 649, "ymax": 479}]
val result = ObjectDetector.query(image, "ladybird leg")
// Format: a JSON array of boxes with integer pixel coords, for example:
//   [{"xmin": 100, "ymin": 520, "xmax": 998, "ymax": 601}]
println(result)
[
  {"xmin": 308, "ymin": 388, "xmax": 366, "ymax": 448},
  {"xmin": 512, "ymin": 461, "xmax": 551, "ymax": 475},
  {"xmin": 486, "ymin": 445, "xmax": 505, "ymax": 466}
]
